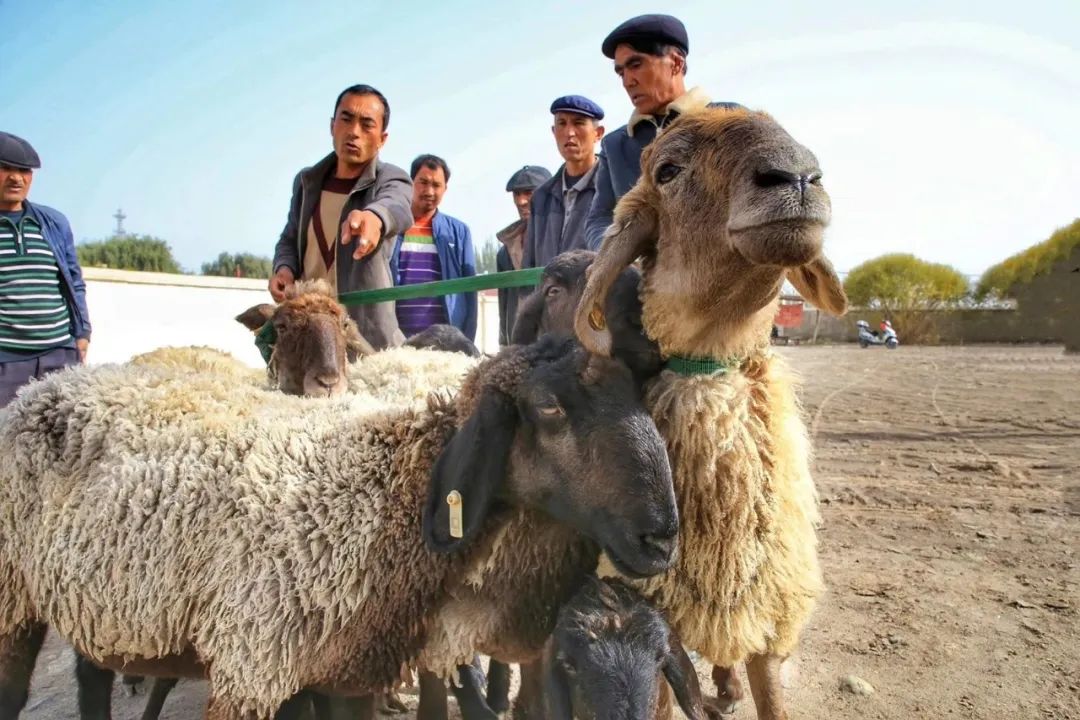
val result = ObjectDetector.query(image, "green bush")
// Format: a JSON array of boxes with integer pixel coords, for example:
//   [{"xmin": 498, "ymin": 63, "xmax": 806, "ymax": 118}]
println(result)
[
  {"xmin": 844, "ymin": 254, "xmax": 969, "ymax": 343},
  {"xmin": 201, "ymin": 252, "xmax": 273, "ymax": 279},
  {"xmin": 76, "ymin": 235, "xmax": 183, "ymax": 273},
  {"xmin": 976, "ymin": 218, "xmax": 1080, "ymax": 300}
]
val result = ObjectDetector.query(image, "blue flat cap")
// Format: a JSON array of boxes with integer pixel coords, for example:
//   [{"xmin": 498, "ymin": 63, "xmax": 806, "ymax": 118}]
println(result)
[
  {"xmin": 550, "ymin": 95, "xmax": 605, "ymax": 121},
  {"xmin": 506, "ymin": 165, "xmax": 553, "ymax": 192},
  {"xmin": 0, "ymin": 132, "xmax": 41, "ymax": 170},
  {"xmin": 602, "ymin": 14, "xmax": 689, "ymax": 59}
]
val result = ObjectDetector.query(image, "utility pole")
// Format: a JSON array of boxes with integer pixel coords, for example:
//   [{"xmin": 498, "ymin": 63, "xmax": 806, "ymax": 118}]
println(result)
[{"xmin": 113, "ymin": 208, "xmax": 127, "ymax": 235}]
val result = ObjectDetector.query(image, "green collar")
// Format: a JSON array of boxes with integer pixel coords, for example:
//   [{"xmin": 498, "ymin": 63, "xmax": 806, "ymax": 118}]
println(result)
[
  {"xmin": 664, "ymin": 354, "xmax": 743, "ymax": 376},
  {"xmin": 254, "ymin": 321, "xmax": 277, "ymax": 366}
]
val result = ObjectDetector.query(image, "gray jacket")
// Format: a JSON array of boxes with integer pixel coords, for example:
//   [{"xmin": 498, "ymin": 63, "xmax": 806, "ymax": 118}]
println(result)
[
  {"xmin": 522, "ymin": 162, "xmax": 599, "ymax": 270},
  {"xmin": 585, "ymin": 89, "xmax": 740, "ymax": 249},
  {"xmin": 272, "ymin": 153, "xmax": 413, "ymax": 349}
]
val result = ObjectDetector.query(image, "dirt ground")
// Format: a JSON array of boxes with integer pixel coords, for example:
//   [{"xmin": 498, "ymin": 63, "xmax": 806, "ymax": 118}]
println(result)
[{"xmin": 21, "ymin": 345, "xmax": 1080, "ymax": 719}]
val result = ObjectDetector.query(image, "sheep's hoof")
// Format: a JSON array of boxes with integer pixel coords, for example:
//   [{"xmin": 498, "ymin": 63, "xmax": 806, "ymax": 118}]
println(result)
[
  {"xmin": 376, "ymin": 691, "xmax": 409, "ymax": 715},
  {"xmin": 703, "ymin": 695, "xmax": 739, "ymax": 718}
]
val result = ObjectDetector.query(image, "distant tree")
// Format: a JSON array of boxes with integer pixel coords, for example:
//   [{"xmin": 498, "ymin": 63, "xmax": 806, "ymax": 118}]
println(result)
[
  {"xmin": 76, "ymin": 235, "xmax": 183, "ymax": 273},
  {"xmin": 976, "ymin": 218, "xmax": 1080, "ymax": 300},
  {"xmin": 476, "ymin": 235, "xmax": 500, "ymax": 274},
  {"xmin": 844, "ymin": 253, "xmax": 969, "ymax": 343},
  {"xmin": 201, "ymin": 252, "xmax": 273, "ymax": 279}
]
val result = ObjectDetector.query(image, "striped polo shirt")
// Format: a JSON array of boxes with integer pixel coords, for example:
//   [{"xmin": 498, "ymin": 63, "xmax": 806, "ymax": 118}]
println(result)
[
  {"xmin": 395, "ymin": 214, "xmax": 448, "ymax": 337},
  {"xmin": 0, "ymin": 211, "xmax": 74, "ymax": 356}
]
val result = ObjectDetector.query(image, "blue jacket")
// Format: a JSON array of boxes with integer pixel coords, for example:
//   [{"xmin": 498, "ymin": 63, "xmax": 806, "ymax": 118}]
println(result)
[
  {"xmin": 585, "ymin": 96, "xmax": 743, "ymax": 249},
  {"xmin": 21, "ymin": 200, "xmax": 92, "ymax": 340},
  {"xmin": 390, "ymin": 211, "xmax": 477, "ymax": 341}
]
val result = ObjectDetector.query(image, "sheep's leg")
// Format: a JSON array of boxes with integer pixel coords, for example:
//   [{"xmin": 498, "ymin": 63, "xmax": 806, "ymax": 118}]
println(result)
[
  {"xmin": 139, "ymin": 677, "xmax": 179, "ymax": 720},
  {"xmin": 416, "ymin": 671, "xmax": 447, "ymax": 720},
  {"xmin": 653, "ymin": 680, "xmax": 673, "ymax": 720},
  {"xmin": 74, "ymin": 653, "xmax": 115, "ymax": 720},
  {"xmin": 274, "ymin": 691, "xmax": 319, "ymax": 720},
  {"xmin": 485, "ymin": 661, "xmax": 512, "ymax": 714},
  {"xmin": 375, "ymin": 689, "xmax": 408, "ymax": 715},
  {"xmin": 121, "ymin": 674, "xmax": 144, "ymax": 696},
  {"xmin": 702, "ymin": 665, "xmax": 743, "ymax": 718},
  {"xmin": 451, "ymin": 658, "xmax": 498, "ymax": 720},
  {"xmin": 0, "ymin": 622, "xmax": 47, "ymax": 720},
  {"xmin": 509, "ymin": 660, "xmax": 543, "ymax": 720},
  {"xmin": 745, "ymin": 654, "xmax": 787, "ymax": 720}
]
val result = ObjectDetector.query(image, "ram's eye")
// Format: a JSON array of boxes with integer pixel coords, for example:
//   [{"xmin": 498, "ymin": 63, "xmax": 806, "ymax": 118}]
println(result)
[
  {"xmin": 545, "ymin": 285, "xmax": 563, "ymax": 298},
  {"xmin": 538, "ymin": 405, "xmax": 565, "ymax": 417},
  {"xmin": 656, "ymin": 163, "xmax": 682, "ymax": 184}
]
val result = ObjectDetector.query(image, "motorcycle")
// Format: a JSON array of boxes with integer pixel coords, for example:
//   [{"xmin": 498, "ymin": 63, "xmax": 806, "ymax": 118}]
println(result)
[{"xmin": 857, "ymin": 319, "xmax": 899, "ymax": 349}]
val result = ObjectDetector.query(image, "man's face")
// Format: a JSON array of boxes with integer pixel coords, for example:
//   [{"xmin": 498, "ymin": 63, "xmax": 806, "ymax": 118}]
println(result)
[
  {"xmin": 0, "ymin": 164, "xmax": 32, "ymax": 211},
  {"xmin": 613, "ymin": 44, "xmax": 683, "ymax": 115},
  {"xmin": 412, "ymin": 165, "xmax": 447, "ymax": 217},
  {"xmin": 513, "ymin": 190, "xmax": 534, "ymax": 220},
  {"xmin": 330, "ymin": 93, "xmax": 388, "ymax": 171},
  {"xmin": 552, "ymin": 112, "xmax": 605, "ymax": 166}
]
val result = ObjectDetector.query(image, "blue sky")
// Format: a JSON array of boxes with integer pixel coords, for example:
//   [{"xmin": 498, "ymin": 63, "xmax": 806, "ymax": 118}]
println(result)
[{"xmin": 2, "ymin": 0, "xmax": 1078, "ymax": 278}]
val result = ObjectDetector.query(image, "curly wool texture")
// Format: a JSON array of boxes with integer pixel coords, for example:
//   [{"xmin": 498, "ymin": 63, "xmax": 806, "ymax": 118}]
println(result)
[
  {"xmin": 130, "ymin": 346, "xmax": 266, "ymax": 385},
  {"xmin": 347, "ymin": 346, "xmax": 479, "ymax": 408},
  {"xmin": 0, "ymin": 363, "xmax": 462, "ymax": 717},
  {"xmin": 599, "ymin": 354, "xmax": 821, "ymax": 667}
]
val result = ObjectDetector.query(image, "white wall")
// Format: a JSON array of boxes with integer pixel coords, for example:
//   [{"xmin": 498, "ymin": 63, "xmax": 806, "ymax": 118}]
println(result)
[{"xmin": 81, "ymin": 268, "xmax": 504, "ymax": 367}]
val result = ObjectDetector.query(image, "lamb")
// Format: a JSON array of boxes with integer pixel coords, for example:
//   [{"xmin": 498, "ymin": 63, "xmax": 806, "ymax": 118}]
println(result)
[
  {"xmin": 0, "ymin": 335, "xmax": 678, "ymax": 720},
  {"xmin": 574, "ymin": 106, "xmax": 848, "ymax": 720},
  {"xmin": 543, "ymin": 577, "xmax": 704, "ymax": 720}
]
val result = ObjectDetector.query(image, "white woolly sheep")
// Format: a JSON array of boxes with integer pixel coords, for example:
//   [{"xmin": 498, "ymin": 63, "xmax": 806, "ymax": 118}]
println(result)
[{"xmin": 0, "ymin": 336, "xmax": 678, "ymax": 720}]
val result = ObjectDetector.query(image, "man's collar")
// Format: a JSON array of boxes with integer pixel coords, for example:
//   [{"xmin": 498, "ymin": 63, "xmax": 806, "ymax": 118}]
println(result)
[
  {"xmin": 309, "ymin": 152, "xmax": 379, "ymax": 192},
  {"xmin": 496, "ymin": 218, "xmax": 526, "ymax": 246},
  {"xmin": 627, "ymin": 86, "xmax": 711, "ymax": 138},
  {"xmin": 561, "ymin": 158, "xmax": 600, "ymax": 193}
]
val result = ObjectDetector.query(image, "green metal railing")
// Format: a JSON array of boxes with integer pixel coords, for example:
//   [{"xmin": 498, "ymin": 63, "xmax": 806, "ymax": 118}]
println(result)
[{"xmin": 337, "ymin": 268, "xmax": 543, "ymax": 307}]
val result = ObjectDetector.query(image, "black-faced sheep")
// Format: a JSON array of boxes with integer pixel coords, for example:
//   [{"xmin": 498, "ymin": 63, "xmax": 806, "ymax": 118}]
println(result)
[
  {"xmin": 543, "ymin": 577, "xmax": 704, "ymax": 720},
  {"xmin": 404, "ymin": 324, "xmax": 481, "ymax": 357},
  {"xmin": 0, "ymin": 336, "xmax": 677, "ymax": 720},
  {"xmin": 575, "ymin": 107, "xmax": 848, "ymax": 720}
]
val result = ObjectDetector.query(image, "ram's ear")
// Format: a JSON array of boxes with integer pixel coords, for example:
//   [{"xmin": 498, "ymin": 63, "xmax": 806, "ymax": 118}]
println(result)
[
  {"xmin": 423, "ymin": 389, "xmax": 518, "ymax": 553},
  {"xmin": 343, "ymin": 317, "xmax": 375, "ymax": 362},
  {"xmin": 574, "ymin": 186, "xmax": 658, "ymax": 356},
  {"xmin": 787, "ymin": 256, "xmax": 847, "ymax": 317},
  {"xmin": 511, "ymin": 288, "xmax": 546, "ymax": 345},
  {"xmin": 236, "ymin": 304, "xmax": 276, "ymax": 331},
  {"xmin": 542, "ymin": 637, "xmax": 574, "ymax": 720},
  {"xmin": 662, "ymin": 627, "xmax": 706, "ymax": 720}
]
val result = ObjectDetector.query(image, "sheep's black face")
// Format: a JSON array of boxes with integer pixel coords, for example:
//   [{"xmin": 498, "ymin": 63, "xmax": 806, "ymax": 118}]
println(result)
[
  {"xmin": 514, "ymin": 251, "xmax": 661, "ymax": 386},
  {"xmin": 544, "ymin": 578, "xmax": 704, "ymax": 720},
  {"xmin": 509, "ymin": 339, "xmax": 677, "ymax": 579}
]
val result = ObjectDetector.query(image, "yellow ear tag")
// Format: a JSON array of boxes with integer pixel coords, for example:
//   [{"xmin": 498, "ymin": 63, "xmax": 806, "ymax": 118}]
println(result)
[
  {"xmin": 446, "ymin": 491, "xmax": 464, "ymax": 539},
  {"xmin": 588, "ymin": 305, "xmax": 607, "ymax": 331}
]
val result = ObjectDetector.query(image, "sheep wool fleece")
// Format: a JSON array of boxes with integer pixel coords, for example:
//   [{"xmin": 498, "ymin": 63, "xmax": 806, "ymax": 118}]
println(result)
[
  {"xmin": 602, "ymin": 353, "xmax": 822, "ymax": 667},
  {"xmin": 0, "ymin": 362, "xmax": 462, "ymax": 716}
]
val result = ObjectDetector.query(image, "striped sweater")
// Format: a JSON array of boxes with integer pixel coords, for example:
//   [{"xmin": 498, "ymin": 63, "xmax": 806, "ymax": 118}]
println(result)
[
  {"xmin": 0, "ymin": 212, "xmax": 74, "ymax": 355},
  {"xmin": 394, "ymin": 214, "xmax": 448, "ymax": 337}
]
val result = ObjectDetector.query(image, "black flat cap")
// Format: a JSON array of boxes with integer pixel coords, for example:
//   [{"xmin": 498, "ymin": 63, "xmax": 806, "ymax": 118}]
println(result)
[
  {"xmin": 0, "ymin": 132, "xmax": 41, "ymax": 170},
  {"xmin": 602, "ymin": 14, "xmax": 689, "ymax": 59},
  {"xmin": 506, "ymin": 165, "xmax": 553, "ymax": 192}
]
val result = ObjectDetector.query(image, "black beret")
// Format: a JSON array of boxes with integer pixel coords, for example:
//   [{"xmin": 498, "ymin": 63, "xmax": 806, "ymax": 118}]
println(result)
[
  {"xmin": 601, "ymin": 14, "xmax": 689, "ymax": 59},
  {"xmin": 550, "ymin": 95, "xmax": 605, "ymax": 121},
  {"xmin": 0, "ymin": 132, "xmax": 41, "ymax": 170},
  {"xmin": 506, "ymin": 165, "xmax": 553, "ymax": 192}
]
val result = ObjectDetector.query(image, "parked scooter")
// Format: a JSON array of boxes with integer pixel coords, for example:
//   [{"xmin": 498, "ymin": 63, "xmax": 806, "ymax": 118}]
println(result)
[{"xmin": 857, "ymin": 319, "xmax": 899, "ymax": 349}]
